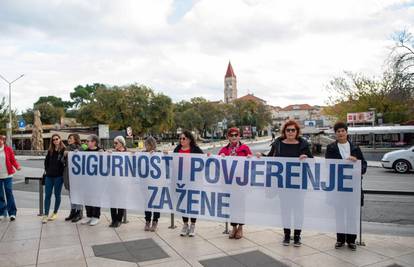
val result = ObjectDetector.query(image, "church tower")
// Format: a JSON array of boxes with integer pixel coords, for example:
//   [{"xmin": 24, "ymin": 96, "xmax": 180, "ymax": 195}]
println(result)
[{"xmin": 224, "ymin": 61, "xmax": 237, "ymax": 103}]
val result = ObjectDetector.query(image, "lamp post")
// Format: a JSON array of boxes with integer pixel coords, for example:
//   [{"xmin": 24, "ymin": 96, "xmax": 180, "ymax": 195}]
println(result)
[{"xmin": 0, "ymin": 74, "xmax": 25, "ymax": 147}]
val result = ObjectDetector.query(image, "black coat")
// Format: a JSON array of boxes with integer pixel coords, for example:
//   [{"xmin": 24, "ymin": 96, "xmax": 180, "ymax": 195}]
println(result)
[
  {"xmin": 325, "ymin": 140, "xmax": 367, "ymax": 206},
  {"xmin": 44, "ymin": 149, "xmax": 65, "ymax": 177},
  {"xmin": 325, "ymin": 141, "xmax": 367, "ymax": 175},
  {"xmin": 267, "ymin": 137, "xmax": 313, "ymax": 158},
  {"xmin": 173, "ymin": 144, "xmax": 203, "ymax": 154}
]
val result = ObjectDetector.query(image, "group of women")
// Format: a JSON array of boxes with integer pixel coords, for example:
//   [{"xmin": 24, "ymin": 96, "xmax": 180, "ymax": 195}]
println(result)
[{"xmin": 0, "ymin": 119, "xmax": 366, "ymax": 251}]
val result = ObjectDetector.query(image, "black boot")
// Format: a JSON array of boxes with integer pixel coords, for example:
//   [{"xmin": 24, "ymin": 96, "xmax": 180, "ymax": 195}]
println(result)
[
  {"xmin": 71, "ymin": 210, "xmax": 83, "ymax": 223},
  {"xmin": 65, "ymin": 209, "xmax": 75, "ymax": 221}
]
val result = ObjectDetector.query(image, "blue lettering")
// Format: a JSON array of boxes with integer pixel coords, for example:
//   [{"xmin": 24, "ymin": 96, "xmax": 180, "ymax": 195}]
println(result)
[
  {"xmin": 265, "ymin": 161, "xmax": 283, "ymax": 188},
  {"xmin": 322, "ymin": 164, "xmax": 336, "ymax": 191},
  {"xmin": 251, "ymin": 160, "xmax": 265, "ymax": 186},
  {"xmin": 190, "ymin": 158, "xmax": 204, "ymax": 181},
  {"xmin": 286, "ymin": 162, "xmax": 300, "ymax": 189},
  {"xmin": 137, "ymin": 155, "xmax": 149, "ymax": 178},
  {"xmin": 205, "ymin": 158, "xmax": 220, "ymax": 183},
  {"xmin": 222, "ymin": 159, "xmax": 238, "ymax": 184},
  {"xmin": 302, "ymin": 162, "xmax": 320, "ymax": 190},
  {"xmin": 150, "ymin": 156, "xmax": 161, "ymax": 179},
  {"xmin": 217, "ymin": 192, "xmax": 230, "ymax": 218},
  {"xmin": 86, "ymin": 155, "xmax": 98, "ymax": 176},
  {"xmin": 71, "ymin": 154, "xmax": 81, "ymax": 175},
  {"xmin": 186, "ymin": 190, "xmax": 199, "ymax": 215},
  {"xmin": 338, "ymin": 164, "xmax": 353, "ymax": 192}
]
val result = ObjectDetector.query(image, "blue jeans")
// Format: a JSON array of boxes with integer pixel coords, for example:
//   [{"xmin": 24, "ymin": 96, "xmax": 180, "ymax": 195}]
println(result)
[
  {"xmin": 0, "ymin": 177, "xmax": 17, "ymax": 216},
  {"xmin": 44, "ymin": 176, "xmax": 63, "ymax": 215}
]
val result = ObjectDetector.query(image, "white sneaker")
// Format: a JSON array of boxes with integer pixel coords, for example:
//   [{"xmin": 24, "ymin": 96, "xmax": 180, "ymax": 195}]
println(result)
[
  {"xmin": 89, "ymin": 217, "xmax": 100, "ymax": 226},
  {"xmin": 0, "ymin": 215, "xmax": 5, "ymax": 221},
  {"xmin": 180, "ymin": 223, "xmax": 189, "ymax": 236},
  {"xmin": 81, "ymin": 217, "xmax": 92, "ymax": 225},
  {"xmin": 188, "ymin": 223, "xmax": 196, "ymax": 237}
]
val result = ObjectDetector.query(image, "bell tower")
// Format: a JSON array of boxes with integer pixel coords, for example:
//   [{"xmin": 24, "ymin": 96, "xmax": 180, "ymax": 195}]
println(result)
[{"xmin": 224, "ymin": 61, "xmax": 237, "ymax": 103}]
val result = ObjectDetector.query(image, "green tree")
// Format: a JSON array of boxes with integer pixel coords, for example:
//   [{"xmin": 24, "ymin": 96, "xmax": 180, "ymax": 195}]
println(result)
[
  {"xmin": 0, "ymin": 98, "xmax": 8, "ymax": 135},
  {"xmin": 70, "ymin": 83, "xmax": 104, "ymax": 107},
  {"xmin": 34, "ymin": 96, "xmax": 73, "ymax": 110}
]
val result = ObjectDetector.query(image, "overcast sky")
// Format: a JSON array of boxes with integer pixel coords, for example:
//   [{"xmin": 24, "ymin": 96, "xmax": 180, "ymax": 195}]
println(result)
[{"xmin": 0, "ymin": 0, "xmax": 413, "ymax": 112}]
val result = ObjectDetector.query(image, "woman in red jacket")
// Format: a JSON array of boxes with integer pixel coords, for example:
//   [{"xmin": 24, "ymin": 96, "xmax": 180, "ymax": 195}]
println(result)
[
  {"xmin": 0, "ymin": 135, "xmax": 21, "ymax": 221},
  {"xmin": 218, "ymin": 127, "xmax": 252, "ymax": 239}
]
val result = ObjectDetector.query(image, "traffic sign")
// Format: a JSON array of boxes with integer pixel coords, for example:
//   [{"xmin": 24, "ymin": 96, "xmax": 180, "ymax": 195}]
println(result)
[{"xmin": 18, "ymin": 119, "xmax": 26, "ymax": 131}]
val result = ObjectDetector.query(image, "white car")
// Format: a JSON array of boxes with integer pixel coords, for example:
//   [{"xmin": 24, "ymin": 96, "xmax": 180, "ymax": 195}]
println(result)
[{"xmin": 381, "ymin": 146, "xmax": 414, "ymax": 173}]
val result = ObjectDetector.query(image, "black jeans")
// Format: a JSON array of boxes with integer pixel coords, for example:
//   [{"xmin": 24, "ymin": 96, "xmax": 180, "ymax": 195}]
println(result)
[
  {"xmin": 145, "ymin": 211, "xmax": 160, "ymax": 222},
  {"xmin": 230, "ymin": 223, "xmax": 244, "ymax": 227},
  {"xmin": 85, "ymin": 206, "xmax": 100, "ymax": 218},
  {"xmin": 110, "ymin": 208, "xmax": 125, "ymax": 223},
  {"xmin": 337, "ymin": 233, "xmax": 357, "ymax": 244},
  {"xmin": 182, "ymin": 217, "xmax": 196, "ymax": 223},
  {"xmin": 284, "ymin": 228, "xmax": 301, "ymax": 237}
]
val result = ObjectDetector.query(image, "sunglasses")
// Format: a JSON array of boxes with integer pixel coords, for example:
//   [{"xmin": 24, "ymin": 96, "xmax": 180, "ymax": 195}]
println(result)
[
  {"xmin": 285, "ymin": 128, "xmax": 297, "ymax": 133},
  {"xmin": 229, "ymin": 134, "xmax": 239, "ymax": 137},
  {"xmin": 179, "ymin": 137, "xmax": 187, "ymax": 141},
  {"xmin": 52, "ymin": 138, "xmax": 60, "ymax": 141}
]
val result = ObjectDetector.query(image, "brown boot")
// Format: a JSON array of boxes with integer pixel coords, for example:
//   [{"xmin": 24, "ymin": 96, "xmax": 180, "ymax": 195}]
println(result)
[
  {"xmin": 150, "ymin": 221, "xmax": 158, "ymax": 232},
  {"xmin": 144, "ymin": 221, "xmax": 151, "ymax": 231},
  {"xmin": 235, "ymin": 225, "xmax": 243, "ymax": 239},
  {"xmin": 229, "ymin": 226, "xmax": 237, "ymax": 239}
]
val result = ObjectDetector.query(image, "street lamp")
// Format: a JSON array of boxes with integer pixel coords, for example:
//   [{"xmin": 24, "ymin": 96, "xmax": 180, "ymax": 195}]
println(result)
[{"xmin": 0, "ymin": 73, "xmax": 25, "ymax": 147}]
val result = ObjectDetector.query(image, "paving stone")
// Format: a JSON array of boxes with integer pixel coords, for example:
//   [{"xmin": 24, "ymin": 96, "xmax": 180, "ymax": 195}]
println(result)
[
  {"xmin": 92, "ymin": 242, "xmax": 127, "ymax": 256},
  {"xmin": 128, "ymin": 246, "xmax": 169, "ymax": 262},
  {"xmin": 200, "ymin": 255, "xmax": 244, "ymax": 267},
  {"xmin": 231, "ymin": 250, "xmax": 289, "ymax": 267}
]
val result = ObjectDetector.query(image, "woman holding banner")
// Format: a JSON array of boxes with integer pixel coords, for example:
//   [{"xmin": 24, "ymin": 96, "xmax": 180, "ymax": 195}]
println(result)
[
  {"xmin": 144, "ymin": 136, "xmax": 161, "ymax": 232},
  {"xmin": 264, "ymin": 120, "xmax": 312, "ymax": 247},
  {"xmin": 63, "ymin": 133, "xmax": 83, "ymax": 223},
  {"xmin": 218, "ymin": 127, "xmax": 252, "ymax": 239},
  {"xmin": 173, "ymin": 130, "xmax": 203, "ymax": 237},
  {"xmin": 80, "ymin": 134, "xmax": 103, "ymax": 226},
  {"xmin": 42, "ymin": 134, "xmax": 66, "ymax": 224},
  {"xmin": 325, "ymin": 121, "xmax": 367, "ymax": 251},
  {"xmin": 109, "ymin": 136, "xmax": 127, "ymax": 228}
]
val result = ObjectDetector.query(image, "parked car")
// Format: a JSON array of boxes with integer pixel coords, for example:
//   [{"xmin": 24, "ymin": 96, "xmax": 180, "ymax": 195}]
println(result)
[{"xmin": 381, "ymin": 146, "xmax": 414, "ymax": 173}]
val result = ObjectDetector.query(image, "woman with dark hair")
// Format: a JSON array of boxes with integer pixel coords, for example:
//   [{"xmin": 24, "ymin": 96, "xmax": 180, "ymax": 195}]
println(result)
[
  {"xmin": 263, "ymin": 120, "xmax": 313, "ymax": 246},
  {"xmin": 63, "ymin": 134, "xmax": 83, "ymax": 222},
  {"xmin": 144, "ymin": 136, "xmax": 161, "ymax": 232},
  {"xmin": 325, "ymin": 121, "xmax": 367, "ymax": 251},
  {"xmin": 218, "ymin": 127, "xmax": 252, "ymax": 239},
  {"xmin": 173, "ymin": 130, "xmax": 203, "ymax": 237},
  {"xmin": 0, "ymin": 135, "xmax": 21, "ymax": 221},
  {"xmin": 42, "ymin": 134, "xmax": 66, "ymax": 224}
]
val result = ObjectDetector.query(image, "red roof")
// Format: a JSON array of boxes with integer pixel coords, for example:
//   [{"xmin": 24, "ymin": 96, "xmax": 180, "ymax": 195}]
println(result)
[
  {"xmin": 281, "ymin": 104, "xmax": 314, "ymax": 111},
  {"xmin": 237, "ymin": 94, "xmax": 266, "ymax": 104},
  {"xmin": 225, "ymin": 62, "xmax": 236, "ymax": 78}
]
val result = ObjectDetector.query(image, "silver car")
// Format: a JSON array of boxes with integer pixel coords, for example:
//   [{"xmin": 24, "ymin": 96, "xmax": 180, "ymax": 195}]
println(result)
[{"xmin": 381, "ymin": 146, "xmax": 414, "ymax": 173}]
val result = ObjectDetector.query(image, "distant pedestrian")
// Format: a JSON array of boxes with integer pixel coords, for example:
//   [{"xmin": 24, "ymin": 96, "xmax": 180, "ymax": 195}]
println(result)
[
  {"xmin": 109, "ymin": 136, "xmax": 127, "ymax": 228},
  {"xmin": 42, "ymin": 134, "xmax": 66, "ymax": 224},
  {"xmin": 325, "ymin": 121, "xmax": 367, "ymax": 251},
  {"xmin": 63, "ymin": 133, "xmax": 83, "ymax": 223},
  {"xmin": 218, "ymin": 127, "xmax": 252, "ymax": 239},
  {"xmin": 80, "ymin": 134, "xmax": 104, "ymax": 226},
  {"xmin": 143, "ymin": 136, "xmax": 161, "ymax": 232},
  {"xmin": 0, "ymin": 135, "xmax": 21, "ymax": 221},
  {"xmin": 173, "ymin": 131, "xmax": 203, "ymax": 237}
]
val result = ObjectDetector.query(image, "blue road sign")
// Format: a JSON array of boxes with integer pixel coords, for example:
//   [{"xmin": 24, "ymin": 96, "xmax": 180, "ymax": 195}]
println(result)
[{"xmin": 18, "ymin": 119, "xmax": 26, "ymax": 130}]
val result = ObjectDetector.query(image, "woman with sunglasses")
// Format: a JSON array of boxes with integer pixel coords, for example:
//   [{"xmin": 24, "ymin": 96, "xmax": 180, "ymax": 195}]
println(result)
[
  {"xmin": 109, "ymin": 136, "xmax": 127, "ymax": 228},
  {"xmin": 42, "ymin": 134, "xmax": 66, "ymax": 224},
  {"xmin": 218, "ymin": 127, "xmax": 252, "ymax": 239},
  {"xmin": 63, "ymin": 133, "xmax": 83, "ymax": 223},
  {"xmin": 264, "ymin": 120, "xmax": 312, "ymax": 246},
  {"xmin": 173, "ymin": 130, "xmax": 203, "ymax": 237},
  {"xmin": 80, "ymin": 134, "xmax": 104, "ymax": 226}
]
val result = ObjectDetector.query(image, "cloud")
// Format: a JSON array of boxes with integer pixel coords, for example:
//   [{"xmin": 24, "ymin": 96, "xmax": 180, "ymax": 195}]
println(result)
[{"xmin": 0, "ymin": 0, "xmax": 413, "ymax": 112}]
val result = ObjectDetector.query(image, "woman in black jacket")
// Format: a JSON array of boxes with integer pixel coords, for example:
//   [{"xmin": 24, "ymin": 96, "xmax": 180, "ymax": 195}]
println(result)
[
  {"xmin": 325, "ymin": 122, "xmax": 367, "ymax": 251},
  {"xmin": 264, "ymin": 120, "xmax": 313, "ymax": 247},
  {"xmin": 42, "ymin": 134, "xmax": 66, "ymax": 224},
  {"xmin": 173, "ymin": 130, "xmax": 203, "ymax": 237},
  {"xmin": 63, "ymin": 133, "xmax": 83, "ymax": 223}
]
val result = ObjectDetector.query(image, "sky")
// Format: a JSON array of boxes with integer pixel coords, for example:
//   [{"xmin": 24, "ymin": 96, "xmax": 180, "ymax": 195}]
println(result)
[{"xmin": 0, "ymin": 0, "xmax": 413, "ymax": 112}]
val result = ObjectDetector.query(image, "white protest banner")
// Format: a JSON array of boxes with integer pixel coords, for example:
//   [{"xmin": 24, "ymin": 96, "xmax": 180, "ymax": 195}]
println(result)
[{"xmin": 69, "ymin": 152, "xmax": 361, "ymax": 234}]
